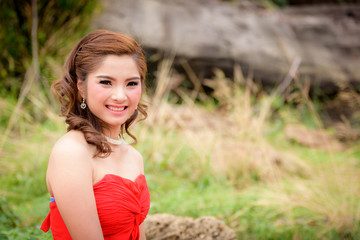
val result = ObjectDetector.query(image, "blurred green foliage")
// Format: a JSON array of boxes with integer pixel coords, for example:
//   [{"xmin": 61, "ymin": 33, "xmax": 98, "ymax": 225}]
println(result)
[
  {"xmin": 0, "ymin": 197, "xmax": 20, "ymax": 230},
  {"xmin": 0, "ymin": 0, "xmax": 98, "ymax": 98},
  {"xmin": 271, "ymin": 0, "xmax": 288, "ymax": 6}
]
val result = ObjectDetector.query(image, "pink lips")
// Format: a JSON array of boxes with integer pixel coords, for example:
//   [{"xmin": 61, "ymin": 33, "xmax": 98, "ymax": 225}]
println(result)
[{"xmin": 106, "ymin": 105, "xmax": 128, "ymax": 114}]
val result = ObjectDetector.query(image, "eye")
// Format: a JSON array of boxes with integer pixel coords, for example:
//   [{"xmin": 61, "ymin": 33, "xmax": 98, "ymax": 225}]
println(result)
[
  {"xmin": 127, "ymin": 81, "xmax": 139, "ymax": 87},
  {"xmin": 100, "ymin": 80, "xmax": 112, "ymax": 86}
]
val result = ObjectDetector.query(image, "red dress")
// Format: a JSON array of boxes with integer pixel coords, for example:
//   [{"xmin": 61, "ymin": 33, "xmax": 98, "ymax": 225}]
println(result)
[{"xmin": 41, "ymin": 174, "xmax": 150, "ymax": 240}]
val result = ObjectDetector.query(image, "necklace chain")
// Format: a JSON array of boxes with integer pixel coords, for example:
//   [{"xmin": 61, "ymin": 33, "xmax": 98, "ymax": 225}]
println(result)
[{"xmin": 104, "ymin": 135, "xmax": 123, "ymax": 145}]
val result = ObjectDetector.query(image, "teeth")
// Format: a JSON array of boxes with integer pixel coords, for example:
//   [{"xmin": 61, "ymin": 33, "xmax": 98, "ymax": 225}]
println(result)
[{"xmin": 108, "ymin": 106, "xmax": 126, "ymax": 111}]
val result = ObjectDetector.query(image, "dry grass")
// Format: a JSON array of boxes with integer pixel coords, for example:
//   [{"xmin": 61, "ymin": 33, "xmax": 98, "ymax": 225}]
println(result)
[
  {"xmin": 143, "ymin": 59, "xmax": 312, "ymax": 187},
  {"xmin": 256, "ymin": 158, "xmax": 360, "ymax": 237}
]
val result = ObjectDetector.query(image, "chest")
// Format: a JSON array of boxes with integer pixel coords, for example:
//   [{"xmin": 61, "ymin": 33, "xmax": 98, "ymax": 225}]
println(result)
[
  {"xmin": 91, "ymin": 146, "xmax": 140, "ymax": 185},
  {"xmin": 93, "ymin": 174, "xmax": 150, "ymax": 237}
]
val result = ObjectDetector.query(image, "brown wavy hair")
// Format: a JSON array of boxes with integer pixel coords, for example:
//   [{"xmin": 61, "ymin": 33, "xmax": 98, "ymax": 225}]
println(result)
[{"xmin": 52, "ymin": 29, "xmax": 148, "ymax": 157}]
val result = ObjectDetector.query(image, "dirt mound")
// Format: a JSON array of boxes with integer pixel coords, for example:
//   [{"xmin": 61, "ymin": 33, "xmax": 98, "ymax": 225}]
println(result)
[{"xmin": 145, "ymin": 214, "xmax": 237, "ymax": 240}]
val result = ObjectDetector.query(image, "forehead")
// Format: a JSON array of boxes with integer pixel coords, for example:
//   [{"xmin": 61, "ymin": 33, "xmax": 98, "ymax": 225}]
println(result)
[{"xmin": 90, "ymin": 54, "xmax": 140, "ymax": 78}]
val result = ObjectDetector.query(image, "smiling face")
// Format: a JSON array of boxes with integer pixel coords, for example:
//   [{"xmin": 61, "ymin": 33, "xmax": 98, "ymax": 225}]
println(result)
[{"xmin": 77, "ymin": 54, "xmax": 142, "ymax": 138}]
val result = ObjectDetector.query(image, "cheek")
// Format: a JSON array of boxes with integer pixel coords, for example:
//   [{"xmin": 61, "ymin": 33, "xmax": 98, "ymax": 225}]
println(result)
[
  {"xmin": 86, "ymin": 85, "xmax": 109, "ymax": 104},
  {"xmin": 129, "ymin": 88, "xmax": 142, "ymax": 103}
]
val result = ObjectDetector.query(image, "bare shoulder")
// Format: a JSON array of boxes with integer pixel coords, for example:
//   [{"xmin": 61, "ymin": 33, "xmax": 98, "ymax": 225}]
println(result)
[
  {"xmin": 51, "ymin": 130, "xmax": 90, "ymax": 156},
  {"xmin": 47, "ymin": 130, "xmax": 94, "ymax": 192},
  {"xmin": 49, "ymin": 130, "xmax": 95, "ymax": 165},
  {"xmin": 124, "ymin": 143, "xmax": 144, "ymax": 172},
  {"xmin": 48, "ymin": 130, "xmax": 93, "ymax": 172},
  {"xmin": 127, "ymin": 143, "xmax": 143, "ymax": 159}
]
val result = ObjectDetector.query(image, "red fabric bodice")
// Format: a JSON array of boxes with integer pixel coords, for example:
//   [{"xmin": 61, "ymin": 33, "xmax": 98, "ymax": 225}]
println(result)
[{"xmin": 40, "ymin": 174, "xmax": 150, "ymax": 240}]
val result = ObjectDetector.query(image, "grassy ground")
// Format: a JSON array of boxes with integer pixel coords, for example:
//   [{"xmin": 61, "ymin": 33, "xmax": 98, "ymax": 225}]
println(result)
[{"xmin": 0, "ymin": 64, "xmax": 359, "ymax": 240}]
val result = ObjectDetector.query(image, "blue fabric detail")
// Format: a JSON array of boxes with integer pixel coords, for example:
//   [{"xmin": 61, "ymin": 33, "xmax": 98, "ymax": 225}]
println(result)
[{"xmin": 50, "ymin": 197, "xmax": 55, "ymax": 202}]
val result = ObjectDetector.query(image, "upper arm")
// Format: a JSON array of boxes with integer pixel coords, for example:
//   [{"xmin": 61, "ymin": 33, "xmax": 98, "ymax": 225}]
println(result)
[
  {"xmin": 139, "ymin": 222, "xmax": 146, "ymax": 240},
  {"xmin": 47, "ymin": 135, "xmax": 104, "ymax": 240}
]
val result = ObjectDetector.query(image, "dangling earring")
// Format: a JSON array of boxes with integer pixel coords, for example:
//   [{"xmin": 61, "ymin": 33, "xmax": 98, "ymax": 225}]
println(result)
[{"xmin": 80, "ymin": 98, "xmax": 87, "ymax": 109}]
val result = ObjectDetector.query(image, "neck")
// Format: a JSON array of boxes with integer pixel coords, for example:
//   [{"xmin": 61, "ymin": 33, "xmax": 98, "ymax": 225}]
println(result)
[{"xmin": 102, "ymin": 127, "xmax": 121, "ymax": 140}]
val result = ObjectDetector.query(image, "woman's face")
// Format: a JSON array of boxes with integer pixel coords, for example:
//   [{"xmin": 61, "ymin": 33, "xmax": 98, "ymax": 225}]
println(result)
[{"xmin": 78, "ymin": 54, "xmax": 142, "ymax": 137}]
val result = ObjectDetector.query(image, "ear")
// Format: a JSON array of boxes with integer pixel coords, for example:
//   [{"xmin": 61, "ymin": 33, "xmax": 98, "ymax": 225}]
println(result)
[{"xmin": 77, "ymin": 79, "xmax": 85, "ymax": 98}]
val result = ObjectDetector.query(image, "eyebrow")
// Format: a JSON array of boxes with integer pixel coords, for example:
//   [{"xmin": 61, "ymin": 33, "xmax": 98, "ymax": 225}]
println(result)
[{"xmin": 96, "ymin": 75, "xmax": 141, "ymax": 81}]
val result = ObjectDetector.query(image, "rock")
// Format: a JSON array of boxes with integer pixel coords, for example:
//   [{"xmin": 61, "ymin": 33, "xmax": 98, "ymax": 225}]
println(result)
[
  {"xmin": 93, "ymin": 0, "xmax": 360, "ymax": 92},
  {"xmin": 145, "ymin": 214, "xmax": 237, "ymax": 240}
]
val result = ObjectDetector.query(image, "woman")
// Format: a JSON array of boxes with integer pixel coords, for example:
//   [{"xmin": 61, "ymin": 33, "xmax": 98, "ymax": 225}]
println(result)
[{"xmin": 41, "ymin": 29, "xmax": 150, "ymax": 240}]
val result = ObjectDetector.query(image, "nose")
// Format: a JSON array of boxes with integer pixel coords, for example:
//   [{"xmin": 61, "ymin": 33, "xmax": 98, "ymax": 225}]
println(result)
[{"xmin": 112, "ymin": 86, "xmax": 127, "ymax": 101}]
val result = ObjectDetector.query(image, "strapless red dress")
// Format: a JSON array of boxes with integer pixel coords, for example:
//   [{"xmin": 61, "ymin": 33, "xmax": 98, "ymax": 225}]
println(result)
[{"xmin": 41, "ymin": 174, "xmax": 150, "ymax": 240}]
